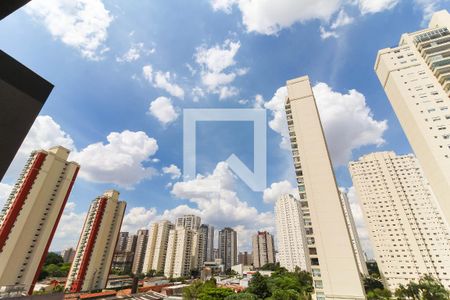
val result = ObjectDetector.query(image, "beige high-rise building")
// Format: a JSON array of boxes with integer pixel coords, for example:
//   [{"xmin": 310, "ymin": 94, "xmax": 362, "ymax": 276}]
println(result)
[
  {"xmin": 0, "ymin": 146, "xmax": 79, "ymax": 295},
  {"xmin": 62, "ymin": 247, "xmax": 76, "ymax": 264},
  {"xmin": 275, "ymin": 194, "xmax": 307, "ymax": 272},
  {"xmin": 349, "ymin": 151, "xmax": 450, "ymax": 291},
  {"xmin": 375, "ymin": 10, "xmax": 450, "ymax": 229},
  {"xmin": 131, "ymin": 229, "xmax": 148, "ymax": 275},
  {"xmin": 164, "ymin": 227, "xmax": 199, "ymax": 278},
  {"xmin": 176, "ymin": 215, "xmax": 201, "ymax": 230},
  {"xmin": 218, "ymin": 227, "xmax": 237, "ymax": 271},
  {"xmin": 143, "ymin": 220, "xmax": 174, "ymax": 274},
  {"xmin": 285, "ymin": 76, "xmax": 365, "ymax": 300},
  {"xmin": 65, "ymin": 190, "xmax": 126, "ymax": 293},
  {"xmin": 339, "ymin": 192, "xmax": 368, "ymax": 276},
  {"xmin": 252, "ymin": 231, "xmax": 275, "ymax": 269},
  {"xmin": 199, "ymin": 224, "xmax": 214, "ymax": 263}
]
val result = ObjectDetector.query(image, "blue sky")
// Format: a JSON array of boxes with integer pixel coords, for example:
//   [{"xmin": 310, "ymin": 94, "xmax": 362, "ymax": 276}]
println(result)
[{"xmin": 0, "ymin": 0, "xmax": 448, "ymax": 256}]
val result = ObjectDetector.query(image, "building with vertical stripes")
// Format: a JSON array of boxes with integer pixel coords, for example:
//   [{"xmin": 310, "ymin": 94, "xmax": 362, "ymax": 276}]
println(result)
[
  {"xmin": 143, "ymin": 220, "xmax": 174, "ymax": 274},
  {"xmin": 285, "ymin": 76, "xmax": 365, "ymax": 300},
  {"xmin": 164, "ymin": 227, "xmax": 199, "ymax": 278},
  {"xmin": 0, "ymin": 146, "xmax": 79, "ymax": 295},
  {"xmin": 349, "ymin": 151, "xmax": 450, "ymax": 291},
  {"xmin": 131, "ymin": 229, "xmax": 149, "ymax": 275},
  {"xmin": 252, "ymin": 231, "xmax": 275, "ymax": 269},
  {"xmin": 65, "ymin": 190, "xmax": 126, "ymax": 293},
  {"xmin": 375, "ymin": 10, "xmax": 450, "ymax": 229},
  {"xmin": 199, "ymin": 224, "xmax": 214, "ymax": 264},
  {"xmin": 218, "ymin": 227, "xmax": 237, "ymax": 271}
]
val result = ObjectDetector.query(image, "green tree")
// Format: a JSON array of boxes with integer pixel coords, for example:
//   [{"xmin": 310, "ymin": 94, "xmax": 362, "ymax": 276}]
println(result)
[
  {"xmin": 198, "ymin": 287, "xmax": 234, "ymax": 299},
  {"xmin": 364, "ymin": 276, "xmax": 385, "ymax": 293},
  {"xmin": 395, "ymin": 275, "xmax": 449, "ymax": 300},
  {"xmin": 45, "ymin": 252, "xmax": 64, "ymax": 265},
  {"xmin": 246, "ymin": 272, "xmax": 271, "ymax": 299},
  {"xmin": 367, "ymin": 288, "xmax": 392, "ymax": 300},
  {"xmin": 224, "ymin": 293, "xmax": 258, "ymax": 300},
  {"xmin": 268, "ymin": 289, "xmax": 301, "ymax": 300}
]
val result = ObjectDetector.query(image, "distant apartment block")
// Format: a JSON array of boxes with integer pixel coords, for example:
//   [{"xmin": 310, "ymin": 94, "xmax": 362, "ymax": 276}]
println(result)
[
  {"xmin": 62, "ymin": 247, "xmax": 76, "ymax": 264},
  {"xmin": 131, "ymin": 229, "xmax": 149, "ymax": 275},
  {"xmin": 349, "ymin": 151, "xmax": 450, "ymax": 290},
  {"xmin": 199, "ymin": 224, "xmax": 214, "ymax": 263},
  {"xmin": 65, "ymin": 190, "xmax": 126, "ymax": 293},
  {"xmin": 275, "ymin": 194, "xmax": 307, "ymax": 272},
  {"xmin": 238, "ymin": 251, "xmax": 252, "ymax": 266},
  {"xmin": 0, "ymin": 146, "xmax": 78, "ymax": 294},
  {"xmin": 218, "ymin": 227, "xmax": 237, "ymax": 271},
  {"xmin": 176, "ymin": 215, "xmax": 201, "ymax": 231},
  {"xmin": 252, "ymin": 231, "xmax": 275, "ymax": 269},
  {"xmin": 375, "ymin": 10, "xmax": 450, "ymax": 229},
  {"xmin": 116, "ymin": 232, "xmax": 129, "ymax": 252},
  {"xmin": 164, "ymin": 227, "xmax": 199, "ymax": 278},
  {"xmin": 285, "ymin": 76, "xmax": 365, "ymax": 299},
  {"xmin": 143, "ymin": 220, "xmax": 174, "ymax": 274}
]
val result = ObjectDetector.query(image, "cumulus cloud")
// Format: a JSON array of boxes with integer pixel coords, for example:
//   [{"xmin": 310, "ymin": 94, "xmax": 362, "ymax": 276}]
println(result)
[
  {"xmin": 194, "ymin": 39, "xmax": 246, "ymax": 100},
  {"xmin": 121, "ymin": 207, "xmax": 158, "ymax": 233},
  {"xmin": 263, "ymin": 180, "xmax": 297, "ymax": 203},
  {"xmin": 358, "ymin": 0, "xmax": 400, "ymax": 14},
  {"xmin": 116, "ymin": 42, "xmax": 155, "ymax": 63},
  {"xmin": 330, "ymin": 9, "xmax": 354, "ymax": 29},
  {"xmin": 162, "ymin": 164, "xmax": 182, "ymax": 179},
  {"xmin": 72, "ymin": 130, "xmax": 158, "ymax": 188},
  {"xmin": 210, "ymin": 0, "xmax": 342, "ymax": 35},
  {"xmin": 0, "ymin": 183, "xmax": 12, "ymax": 208},
  {"xmin": 148, "ymin": 96, "xmax": 179, "ymax": 125},
  {"xmin": 320, "ymin": 26, "xmax": 339, "ymax": 39},
  {"xmin": 25, "ymin": 0, "xmax": 113, "ymax": 60},
  {"xmin": 51, "ymin": 202, "xmax": 87, "ymax": 251},
  {"xmin": 142, "ymin": 65, "xmax": 185, "ymax": 99},
  {"xmin": 265, "ymin": 83, "xmax": 387, "ymax": 166}
]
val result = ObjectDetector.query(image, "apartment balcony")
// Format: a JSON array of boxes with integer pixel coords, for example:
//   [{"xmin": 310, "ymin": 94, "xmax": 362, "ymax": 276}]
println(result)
[{"xmin": 419, "ymin": 35, "xmax": 450, "ymax": 55}]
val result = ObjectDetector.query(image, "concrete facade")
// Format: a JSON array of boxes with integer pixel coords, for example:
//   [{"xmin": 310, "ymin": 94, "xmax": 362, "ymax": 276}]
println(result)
[
  {"xmin": 218, "ymin": 227, "xmax": 237, "ymax": 271},
  {"xmin": 252, "ymin": 231, "xmax": 275, "ymax": 269}
]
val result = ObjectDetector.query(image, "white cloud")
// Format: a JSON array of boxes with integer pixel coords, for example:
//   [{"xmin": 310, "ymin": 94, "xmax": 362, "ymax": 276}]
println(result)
[
  {"xmin": 320, "ymin": 26, "xmax": 339, "ymax": 39},
  {"xmin": 313, "ymin": 82, "xmax": 387, "ymax": 166},
  {"xmin": 346, "ymin": 186, "xmax": 373, "ymax": 258},
  {"xmin": 148, "ymin": 96, "xmax": 179, "ymax": 125},
  {"xmin": 330, "ymin": 10, "xmax": 354, "ymax": 29},
  {"xmin": 0, "ymin": 183, "xmax": 12, "ymax": 208},
  {"xmin": 358, "ymin": 0, "xmax": 400, "ymax": 14},
  {"xmin": 194, "ymin": 39, "xmax": 246, "ymax": 99},
  {"xmin": 414, "ymin": 0, "xmax": 447, "ymax": 24},
  {"xmin": 170, "ymin": 162, "xmax": 274, "ymax": 250},
  {"xmin": 116, "ymin": 42, "xmax": 155, "ymax": 63},
  {"xmin": 51, "ymin": 202, "xmax": 86, "ymax": 251},
  {"xmin": 121, "ymin": 207, "xmax": 158, "ymax": 233},
  {"xmin": 253, "ymin": 94, "xmax": 265, "ymax": 109},
  {"xmin": 25, "ymin": 0, "xmax": 113, "ymax": 60},
  {"xmin": 265, "ymin": 83, "xmax": 387, "ymax": 166},
  {"xmin": 211, "ymin": 0, "xmax": 342, "ymax": 35},
  {"xmin": 142, "ymin": 65, "xmax": 185, "ymax": 99},
  {"xmin": 263, "ymin": 180, "xmax": 297, "ymax": 203},
  {"xmin": 162, "ymin": 164, "xmax": 182, "ymax": 179},
  {"xmin": 72, "ymin": 130, "xmax": 158, "ymax": 188}
]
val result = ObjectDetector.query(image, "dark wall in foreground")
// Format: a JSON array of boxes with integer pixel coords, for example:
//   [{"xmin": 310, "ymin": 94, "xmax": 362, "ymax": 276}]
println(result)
[{"xmin": 0, "ymin": 50, "xmax": 54, "ymax": 180}]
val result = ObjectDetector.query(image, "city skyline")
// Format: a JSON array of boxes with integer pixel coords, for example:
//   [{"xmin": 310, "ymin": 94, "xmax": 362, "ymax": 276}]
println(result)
[{"xmin": 1, "ymin": 1, "xmax": 450, "ymax": 259}]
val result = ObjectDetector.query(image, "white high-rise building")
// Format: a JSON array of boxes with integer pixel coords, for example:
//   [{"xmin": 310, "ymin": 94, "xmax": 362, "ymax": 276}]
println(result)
[
  {"xmin": 339, "ymin": 192, "xmax": 368, "ymax": 276},
  {"xmin": 0, "ymin": 146, "xmax": 79, "ymax": 295},
  {"xmin": 143, "ymin": 220, "xmax": 174, "ymax": 274},
  {"xmin": 252, "ymin": 231, "xmax": 275, "ymax": 269},
  {"xmin": 164, "ymin": 227, "xmax": 199, "ymax": 278},
  {"xmin": 65, "ymin": 190, "xmax": 126, "ymax": 293},
  {"xmin": 275, "ymin": 194, "xmax": 307, "ymax": 272},
  {"xmin": 131, "ymin": 229, "xmax": 149, "ymax": 275},
  {"xmin": 375, "ymin": 10, "xmax": 450, "ymax": 229},
  {"xmin": 285, "ymin": 76, "xmax": 365, "ymax": 300},
  {"xmin": 176, "ymin": 215, "xmax": 201, "ymax": 231},
  {"xmin": 349, "ymin": 151, "xmax": 450, "ymax": 291}
]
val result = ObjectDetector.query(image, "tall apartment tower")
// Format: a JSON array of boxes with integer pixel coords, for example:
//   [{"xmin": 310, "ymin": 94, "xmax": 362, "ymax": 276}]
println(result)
[
  {"xmin": 252, "ymin": 231, "xmax": 275, "ymax": 269},
  {"xmin": 62, "ymin": 247, "xmax": 76, "ymax": 264},
  {"xmin": 375, "ymin": 10, "xmax": 450, "ymax": 228},
  {"xmin": 218, "ymin": 227, "xmax": 237, "ymax": 271},
  {"xmin": 349, "ymin": 151, "xmax": 450, "ymax": 291},
  {"xmin": 285, "ymin": 76, "xmax": 365, "ymax": 300},
  {"xmin": 164, "ymin": 227, "xmax": 199, "ymax": 278},
  {"xmin": 0, "ymin": 146, "xmax": 79, "ymax": 294},
  {"xmin": 275, "ymin": 194, "xmax": 307, "ymax": 272},
  {"xmin": 126, "ymin": 234, "xmax": 138, "ymax": 253},
  {"xmin": 131, "ymin": 229, "xmax": 149, "ymax": 275},
  {"xmin": 199, "ymin": 224, "xmax": 214, "ymax": 263},
  {"xmin": 143, "ymin": 221, "xmax": 174, "ymax": 274},
  {"xmin": 238, "ymin": 252, "xmax": 252, "ymax": 266},
  {"xmin": 339, "ymin": 192, "xmax": 368, "ymax": 276},
  {"xmin": 66, "ymin": 190, "xmax": 126, "ymax": 293},
  {"xmin": 116, "ymin": 232, "xmax": 129, "ymax": 252},
  {"xmin": 176, "ymin": 215, "xmax": 201, "ymax": 230}
]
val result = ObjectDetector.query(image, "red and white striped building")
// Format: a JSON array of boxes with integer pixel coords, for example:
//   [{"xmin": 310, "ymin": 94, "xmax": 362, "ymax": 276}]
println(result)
[
  {"xmin": 65, "ymin": 190, "xmax": 126, "ymax": 293},
  {"xmin": 0, "ymin": 146, "xmax": 79, "ymax": 295}
]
